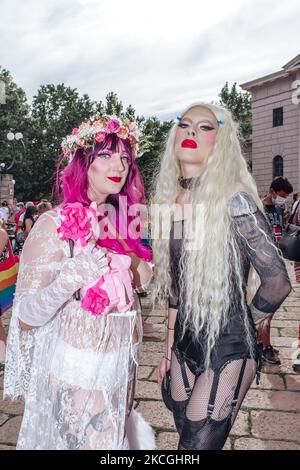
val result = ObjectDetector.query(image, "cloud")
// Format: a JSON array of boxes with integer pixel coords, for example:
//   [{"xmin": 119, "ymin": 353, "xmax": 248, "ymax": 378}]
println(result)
[{"xmin": 0, "ymin": 0, "xmax": 300, "ymax": 120}]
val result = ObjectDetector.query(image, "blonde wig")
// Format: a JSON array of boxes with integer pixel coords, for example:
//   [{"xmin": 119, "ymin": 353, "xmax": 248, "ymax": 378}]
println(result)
[{"xmin": 151, "ymin": 102, "xmax": 266, "ymax": 367}]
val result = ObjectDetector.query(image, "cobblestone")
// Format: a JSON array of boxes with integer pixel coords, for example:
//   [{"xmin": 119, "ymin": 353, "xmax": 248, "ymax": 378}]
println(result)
[{"xmin": 0, "ymin": 263, "xmax": 299, "ymax": 450}]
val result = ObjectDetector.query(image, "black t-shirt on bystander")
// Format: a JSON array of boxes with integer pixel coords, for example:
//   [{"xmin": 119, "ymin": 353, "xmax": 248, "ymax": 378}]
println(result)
[{"xmin": 264, "ymin": 204, "xmax": 285, "ymax": 243}]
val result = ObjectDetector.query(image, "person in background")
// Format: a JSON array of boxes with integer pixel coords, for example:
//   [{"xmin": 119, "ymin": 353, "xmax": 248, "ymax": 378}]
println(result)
[
  {"xmin": 262, "ymin": 177, "xmax": 293, "ymax": 242},
  {"xmin": 290, "ymin": 193, "xmax": 300, "ymax": 373},
  {"xmin": 261, "ymin": 176, "xmax": 293, "ymax": 364},
  {"xmin": 9, "ymin": 198, "xmax": 18, "ymax": 220},
  {"xmin": 14, "ymin": 203, "xmax": 25, "ymax": 252},
  {"xmin": 0, "ymin": 222, "xmax": 9, "ymax": 375},
  {"xmin": 14, "ymin": 202, "xmax": 25, "ymax": 226},
  {"xmin": 8, "ymin": 202, "xmax": 14, "ymax": 223},
  {"xmin": 37, "ymin": 201, "xmax": 52, "ymax": 218},
  {"xmin": 14, "ymin": 205, "xmax": 38, "ymax": 255},
  {"xmin": 0, "ymin": 201, "xmax": 9, "ymax": 223},
  {"xmin": 22, "ymin": 205, "xmax": 38, "ymax": 240},
  {"xmin": 292, "ymin": 192, "xmax": 300, "ymax": 213},
  {"xmin": 290, "ymin": 194, "xmax": 300, "ymax": 284},
  {"xmin": 18, "ymin": 201, "xmax": 34, "ymax": 229}
]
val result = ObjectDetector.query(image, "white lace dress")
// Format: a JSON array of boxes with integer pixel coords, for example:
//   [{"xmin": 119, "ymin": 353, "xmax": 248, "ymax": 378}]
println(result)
[{"xmin": 3, "ymin": 210, "xmax": 154, "ymax": 450}]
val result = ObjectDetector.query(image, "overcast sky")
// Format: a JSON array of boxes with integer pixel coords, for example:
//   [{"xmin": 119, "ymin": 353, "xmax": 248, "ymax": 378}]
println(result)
[{"xmin": 0, "ymin": 0, "xmax": 300, "ymax": 120}]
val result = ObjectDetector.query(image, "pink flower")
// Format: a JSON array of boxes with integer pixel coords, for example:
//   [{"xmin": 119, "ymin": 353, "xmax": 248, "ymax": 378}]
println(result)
[
  {"xmin": 106, "ymin": 119, "xmax": 121, "ymax": 134},
  {"xmin": 81, "ymin": 277, "xmax": 109, "ymax": 316},
  {"xmin": 58, "ymin": 203, "xmax": 91, "ymax": 246},
  {"xmin": 132, "ymin": 129, "xmax": 140, "ymax": 139},
  {"xmin": 58, "ymin": 202, "xmax": 101, "ymax": 248},
  {"xmin": 128, "ymin": 122, "xmax": 140, "ymax": 138},
  {"xmin": 62, "ymin": 147, "xmax": 72, "ymax": 159},
  {"xmin": 128, "ymin": 122, "xmax": 137, "ymax": 132},
  {"xmin": 76, "ymin": 138, "xmax": 85, "ymax": 147},
  {"xmin": 93, "ymin": 119, "xmax": 103, "ymax": 127},
  {"xmin": 95, "ymin": 131, "xmax": 106, "ymax": 143},
  {"xmin": 72, "ymin": 128, "xmax": 79, "ymax": 135},
  {"xmin": 117, "ymin": 127, "xmax": 129, "ymax": 139}
]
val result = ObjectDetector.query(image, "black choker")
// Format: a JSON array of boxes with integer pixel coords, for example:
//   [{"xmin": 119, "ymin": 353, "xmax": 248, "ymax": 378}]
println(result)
[{"xmin": 178, "ymin": 176, "xmax": 201, "ymax": 189}]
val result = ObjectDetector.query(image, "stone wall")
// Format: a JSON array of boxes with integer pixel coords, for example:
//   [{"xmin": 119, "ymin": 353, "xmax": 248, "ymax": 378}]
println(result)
[
  {"xmin": 250, "ymin": 73, "xmax": 300, "ymax": 196},
  {"xmin": 0, "ymin": 173, "xmax": 14, "ymax": 204}
]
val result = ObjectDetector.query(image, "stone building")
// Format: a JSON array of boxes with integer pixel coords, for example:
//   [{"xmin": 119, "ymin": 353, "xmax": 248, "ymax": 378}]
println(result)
[
  {"xmin": 0, "ymin": 173, "xmax": 14, "ymax": 204},
  {"xmin": 241, "ymin": 54, "xmax": 300, "ymax": 196}
]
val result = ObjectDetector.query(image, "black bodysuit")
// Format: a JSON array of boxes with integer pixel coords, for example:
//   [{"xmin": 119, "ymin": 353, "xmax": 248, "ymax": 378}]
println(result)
[{"xmin": 168, "ymin": 192, "xmax": 291, "ymax": 450}]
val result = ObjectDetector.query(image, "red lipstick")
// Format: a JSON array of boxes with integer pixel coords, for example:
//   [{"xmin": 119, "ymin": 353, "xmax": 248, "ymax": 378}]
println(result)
[
  {"xmin": 108, "ymin": 176, "xmax": 122, "ymax": 183},
  {"xmin": 181, "ymin": 139, "xmax": 197, "ymax": 149}
]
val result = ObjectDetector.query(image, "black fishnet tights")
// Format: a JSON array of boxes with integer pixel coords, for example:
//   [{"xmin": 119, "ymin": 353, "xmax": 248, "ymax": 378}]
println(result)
[{"xmin": 170, "ymin": 352, "xmax": 257, "ymax": 450}]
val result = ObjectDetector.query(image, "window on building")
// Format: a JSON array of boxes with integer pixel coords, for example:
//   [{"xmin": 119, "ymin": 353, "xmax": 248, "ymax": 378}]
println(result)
[
  {"xmin": 273, "ymin": 107, "xmax": 283, "ymax": 127},
  {"xmin": 273, "ymin": 155, "xmax": 283, "ymax": 178}
]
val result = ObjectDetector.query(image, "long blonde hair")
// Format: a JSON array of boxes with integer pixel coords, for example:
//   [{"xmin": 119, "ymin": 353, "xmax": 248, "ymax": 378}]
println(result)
[{"xmin": 151, "ymin": 102, "xmax": 264, "ymax": 367}]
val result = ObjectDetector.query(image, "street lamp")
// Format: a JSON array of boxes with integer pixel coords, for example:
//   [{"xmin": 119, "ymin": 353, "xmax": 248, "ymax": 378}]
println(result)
[
  {"xmin": 4, "ymin": 131, "xmax": 25, "ymax": 171},
  {"xmin": 0, "ymin": 132, "xmax": 24, "ymax": 205}
]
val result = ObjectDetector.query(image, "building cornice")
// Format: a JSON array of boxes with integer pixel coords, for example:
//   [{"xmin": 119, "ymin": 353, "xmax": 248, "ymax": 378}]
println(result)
[
  {"xmin": 283, "ymin": 54, "xmax": 300, "ymax": 70},
  {"xmin": 240, "ymin": 53, "xmax": 300, "ymax": 91}
]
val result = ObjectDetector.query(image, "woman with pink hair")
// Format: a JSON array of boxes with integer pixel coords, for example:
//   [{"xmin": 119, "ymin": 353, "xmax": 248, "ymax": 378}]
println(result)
[{"xmin": 4, "ymin": 116, "xmax": 155, "ymax": 450}]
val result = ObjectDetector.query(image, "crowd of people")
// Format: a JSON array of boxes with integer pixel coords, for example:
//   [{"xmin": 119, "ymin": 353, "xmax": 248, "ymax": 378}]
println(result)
[
  {"xmin": 0, "ymin": 199, "xmax": 53, "ymax": 253},
  {"xmin": 0, "ymin": 105, "xmax": 299, "ymax": 450},
  {"xmin": 0, "ymin": 199, "xmax": 52, "ymax": 375}
]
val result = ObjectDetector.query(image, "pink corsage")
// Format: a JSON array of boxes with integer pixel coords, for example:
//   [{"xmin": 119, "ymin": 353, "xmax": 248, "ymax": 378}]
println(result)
[
  {"xmin": 57, "ymin": 201, "xmax": 100, "ymax": 248},
  {"xmin": 81, "ymin": 277, "xmax": 109, "ymax": 316},
  {"xmin": 94, "ymin": 131, "xmax": 106, "ymax": 143},
  {"xmin": 105, "ymin": 118, "xmax": 121, "ymax": 134}
]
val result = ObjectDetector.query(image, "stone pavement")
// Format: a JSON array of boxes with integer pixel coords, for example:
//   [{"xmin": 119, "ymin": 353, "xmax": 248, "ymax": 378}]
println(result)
[
  {"xmin": 137, "ymin": 262, "xmax": 300, "ymax": 450},
  {"xmin": 0, "ymin": 262, "xmax": 300, "ymax": 450}
]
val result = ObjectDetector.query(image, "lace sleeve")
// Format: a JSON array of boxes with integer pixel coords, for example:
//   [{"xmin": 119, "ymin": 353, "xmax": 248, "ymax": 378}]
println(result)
[
  {"xmin": 230, "ymin": 192, "xmax": 292, "ymax": 323},
  {"xmin": 15, "ymin": 211, "xmax": 109, "ymax": 327}
]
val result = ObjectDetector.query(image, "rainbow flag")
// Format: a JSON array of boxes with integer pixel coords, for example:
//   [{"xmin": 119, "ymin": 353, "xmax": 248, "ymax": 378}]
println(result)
[{"xmin": 0, "ymin": 244, "xmax": 19, "ymax": 314}]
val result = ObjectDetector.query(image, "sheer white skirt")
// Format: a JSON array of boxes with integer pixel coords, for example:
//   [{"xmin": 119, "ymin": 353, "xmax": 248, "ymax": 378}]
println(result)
[{"xmin": 4, "ymin": 300, "xmax": 154, "ymax": 450}]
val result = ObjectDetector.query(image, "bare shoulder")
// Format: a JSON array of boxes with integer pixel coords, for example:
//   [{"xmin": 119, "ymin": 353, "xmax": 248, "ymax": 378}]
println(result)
[
  {"xmin": 0, "ymin": 228, "xmax": 8, "ymax": 252},
  {"xmin": 0, "ymin": 227, "xmax": 8, "ymax": 241}
]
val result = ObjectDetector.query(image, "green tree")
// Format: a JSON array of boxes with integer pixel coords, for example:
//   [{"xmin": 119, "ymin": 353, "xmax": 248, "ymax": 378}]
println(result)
[
  {"xmin": 19, "ymin": 84, "xmax": 104, "ymax": 200},
  {"xmin": 124, "ymin": 104, "xmax": 136, "ymax": 121},
  {"xmin": 137, "ymin": 117, "xmax": 173, "ymax": 196},
  {"xmin": 0, "ymin": 67, "xmax": 29, "ymax": 178},
  {"xmin": 104, "ymin": 91, "xmax": 123, "ymax": 116},
  {"xmin": 0, "ymin": 66, "xmax": 172, "ymax": 201},
  {"xmin": 219, "ymin": 82, "xmax": 252, "ymax": 139}
]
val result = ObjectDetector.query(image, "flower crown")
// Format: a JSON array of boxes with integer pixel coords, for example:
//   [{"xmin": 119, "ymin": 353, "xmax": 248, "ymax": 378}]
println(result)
[{"xmin": 61, "ymin": 115, "xmax": 141, "ymax": 160}]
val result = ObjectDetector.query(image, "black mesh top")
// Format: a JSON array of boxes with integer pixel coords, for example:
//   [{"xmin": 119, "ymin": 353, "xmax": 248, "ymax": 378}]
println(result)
[{"xmin": 169, "ymin": 192, "xmax": 291, "ymax": 373}]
